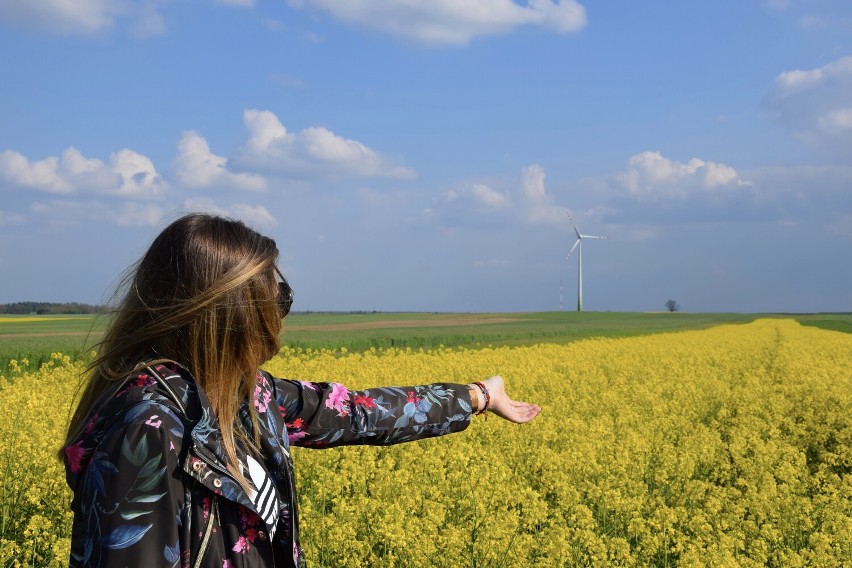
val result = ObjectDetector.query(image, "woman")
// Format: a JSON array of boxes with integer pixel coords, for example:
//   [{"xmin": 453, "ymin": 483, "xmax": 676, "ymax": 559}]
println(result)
[{"xmin": 62, "ymin": 213, "xmax": 540, "ymax": 568}]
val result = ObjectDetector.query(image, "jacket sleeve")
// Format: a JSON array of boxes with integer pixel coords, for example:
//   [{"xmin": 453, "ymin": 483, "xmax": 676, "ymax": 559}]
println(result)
[
  {"xmin": 68, "ymin": 402, "xmax": 186, "ymax": 568},
  {"xmin": 269, "ymin": 374, "xmax": 473, "ymax": 448}
]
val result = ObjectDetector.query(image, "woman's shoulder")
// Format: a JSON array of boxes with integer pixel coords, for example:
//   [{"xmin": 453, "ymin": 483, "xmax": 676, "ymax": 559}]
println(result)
[
  {"xmin": 64, "ymin": 362, "xmax": 198, "ymax": 488},
  {"xmin": 94, "ymin": 361, "xmax": 201, "ymax": 431}
]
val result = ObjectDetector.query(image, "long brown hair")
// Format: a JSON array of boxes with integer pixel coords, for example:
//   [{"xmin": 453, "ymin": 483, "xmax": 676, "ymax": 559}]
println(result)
[{"xmin": 63, "ymin": 213, "xmax": 284, "ymax": 488}]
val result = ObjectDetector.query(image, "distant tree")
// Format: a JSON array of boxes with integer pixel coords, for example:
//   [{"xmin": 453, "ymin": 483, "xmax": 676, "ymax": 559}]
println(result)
[
  {"xmin": 665, "ymin": 300, "xmax": 680, "ymax": 313},
  {"xmin": 0, "ymin": 301, "xmax": 107, "ymax": 314}
]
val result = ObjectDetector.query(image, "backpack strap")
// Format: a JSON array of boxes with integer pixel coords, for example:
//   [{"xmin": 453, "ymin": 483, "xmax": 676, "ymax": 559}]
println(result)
[{"xmin": 146, "ymin": 364, "xmax": 189, "ymax": 418}]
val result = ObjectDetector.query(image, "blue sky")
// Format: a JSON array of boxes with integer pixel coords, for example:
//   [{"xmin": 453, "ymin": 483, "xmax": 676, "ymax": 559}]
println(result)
[{"xmin": 1, "ymin": 0, "xmax": 851, "ymax": 313}]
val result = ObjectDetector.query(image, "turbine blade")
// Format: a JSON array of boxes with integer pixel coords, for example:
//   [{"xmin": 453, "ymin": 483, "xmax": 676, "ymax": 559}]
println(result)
[
  {"xmin": 569, "ymin": 218, "xmax": 581, "ymax": 239},
  {"xmin": 566, "ymin": 239, "xmax": 580, "ymax": 257},
  {"xmin": 582, "ymin": 234, "xmax": 606, "ymax": 240}
]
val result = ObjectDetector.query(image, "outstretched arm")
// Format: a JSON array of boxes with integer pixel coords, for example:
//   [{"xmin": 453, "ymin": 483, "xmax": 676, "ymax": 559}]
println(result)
[
  {"xmin": 466, "ymin": 375, "xmax": 541, "ymax": 424},
  {"xmin": 271, "ymin": 373, "xmax": 540, "ymax": 447}
]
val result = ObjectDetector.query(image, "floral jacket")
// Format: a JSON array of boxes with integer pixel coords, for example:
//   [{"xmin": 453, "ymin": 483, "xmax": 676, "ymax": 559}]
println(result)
[{"xmin": 63, "ymin": 361, "xmax": 473, "ymax": 567}]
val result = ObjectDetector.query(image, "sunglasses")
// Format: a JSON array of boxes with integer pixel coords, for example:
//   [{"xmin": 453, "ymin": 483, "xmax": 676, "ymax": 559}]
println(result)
[{"xmin": 275, "ymin": 269, "xmax": 294, "ymax": 318}]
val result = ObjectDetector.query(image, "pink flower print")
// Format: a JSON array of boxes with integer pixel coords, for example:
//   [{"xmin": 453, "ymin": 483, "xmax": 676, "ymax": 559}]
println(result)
[
  {"xmin": 116, "ymin": 373, "xmax": 155, "ymax": 397},
  {"xmin": 254, "ymin": 385, "xmax": 272, "ymax": 413},
  {"xmin": 288, "ymin": 430, "xmax": 308, "ymax": 443},
  {"xmin": 232, "ymin": 536, "xmax": 250, "ymax": 554},
  {"xmin": 202, "ymin": 497, "xmax": 212, "ymax": 520},
  {"xmin": 65, "ymin": 440, "xmax": 87, "ymax": 473},
  {"xmin": 238, "ymin": 505, "xmax": 262, "ymax": 532},
  {"xmin": 83, "ymin": 413, "xmax": 99, "ymax": 434},
  {"xmin": 325, "ymin": 383, "xmax": 350, "ymax": 416},
  {"xmin": 145, "ymin": 415, "xmax": 162, "ymax": 428},
  {"xmin": 287, "ymin": 417, "xmax": 308, "ymax": 443},
  {"xmin": 223, "ymin": 561, "xmax": 233, "ymax": 568},
  {"xmin": 299, "ymin": 380, "xmax": 322, "ymax": 394}
]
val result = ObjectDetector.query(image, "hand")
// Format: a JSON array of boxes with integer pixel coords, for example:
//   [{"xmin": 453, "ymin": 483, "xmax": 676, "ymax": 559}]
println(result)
[{"xmin": 470, "ymin": 376, "xmax": 541, "ymax": 424}]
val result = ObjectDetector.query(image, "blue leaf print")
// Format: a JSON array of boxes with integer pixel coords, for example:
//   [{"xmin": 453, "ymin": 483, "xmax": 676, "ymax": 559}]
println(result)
[
  {"xmin": 393, "ymin": 414, "xmax": 410, "ymax": 429},
  {"xmin": 82, "ymin": 535, "xmax": 94, "ymax": 563},
  {"xmin": 192, "ymin": 407, "xmax": 217, "ymax": 444},
  {"xmin": 458, "ymin": 397, "xmax": 472, "ymax": 413},
  {"xmin": 101, "ymin": 523, "xmax": 152, "ymax": 549},
  {"xmin": 403, "ymin": 402, "xmax": 416, "ymax": 417},
  {"xmin": 121, "ymin": 434, "xmax": 149, "ymax": 467},
  {"xmin": 264, "ymin": 407, "xmax": 279, "ymax": 433},
  {"xmin": 119, "ymin": 509, "xmax": 149, "ymax": 520},
  {"xmin": 83, "ymin": 451, "xmax": 118, "ymax": 497},
  {"xmin": 414, "ymin": 398, "xmax": 433, "ymax": 424},
  {"xmin": 138, "ymin": 455, "xmax": 162, "ymax": 478},
  {"xmin": 136, "ymin": 466, "xmax": 167, "ymax": 492},
  {"xmin": 372, "ymin": 397, "xmax": 391, "ymax": 416},
  {"xmin": 130, "ymin": 491, "xmax": 167, "ymax": 503},
  {"xmin": 164, "ymin": 541, "xmax": 180, "ymax": 563},
  {"xmin": 124, "ymin": 404, "xmax": 151, "ymax": 423}
]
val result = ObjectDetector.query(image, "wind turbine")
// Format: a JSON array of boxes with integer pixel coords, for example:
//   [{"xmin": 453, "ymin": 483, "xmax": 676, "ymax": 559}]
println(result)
[{"xmin": 566, "ymin": 218, "xmax": 606, "ymax": 312}]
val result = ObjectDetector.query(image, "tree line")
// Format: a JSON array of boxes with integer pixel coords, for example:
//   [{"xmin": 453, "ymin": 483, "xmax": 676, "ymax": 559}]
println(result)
[{"xmin": 0, "ymin": 302, "xmax": 107, "ymax": 315}]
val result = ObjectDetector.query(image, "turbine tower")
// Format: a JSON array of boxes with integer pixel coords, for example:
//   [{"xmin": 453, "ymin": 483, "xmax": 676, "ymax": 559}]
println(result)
[{"xmin": 566, "ymin": 218, "xmax": 606, "ymax": 312}]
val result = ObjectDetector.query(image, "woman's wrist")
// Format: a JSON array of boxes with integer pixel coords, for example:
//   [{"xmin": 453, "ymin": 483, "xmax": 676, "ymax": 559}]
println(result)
[
  {"xmin": 467, "ymin": 382, "xmax": 490, "ymax": 416},
  {"xmin": 467, "ymin": 385, "xmax": 481, "ymax": 413}
]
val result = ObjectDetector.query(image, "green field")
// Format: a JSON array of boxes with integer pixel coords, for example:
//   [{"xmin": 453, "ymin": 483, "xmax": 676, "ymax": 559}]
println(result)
[{"xmin": 1, "ymin": 311, "xmax": 850, "ymax": 375}]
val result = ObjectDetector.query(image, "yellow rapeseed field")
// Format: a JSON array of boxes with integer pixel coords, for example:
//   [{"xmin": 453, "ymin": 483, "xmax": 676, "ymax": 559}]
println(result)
[{"xmin": 1, "ymin": 319, "xmax": 850, "ymax": 567}]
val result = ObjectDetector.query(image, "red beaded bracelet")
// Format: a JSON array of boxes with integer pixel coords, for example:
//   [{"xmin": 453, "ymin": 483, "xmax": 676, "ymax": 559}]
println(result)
[{"xmin": 473, "ymin": 381, "xmax": 490, "ymax": 416}]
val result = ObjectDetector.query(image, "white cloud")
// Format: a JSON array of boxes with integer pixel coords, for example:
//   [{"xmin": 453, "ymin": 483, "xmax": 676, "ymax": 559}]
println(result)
[
  {"xmin": 238, "ymin": 109, "xmax": 415, "ymax": 179},
  {"xmin": 521, "ymin": 164, "xmax": 548, "ymax": 201},
  {"xmin": 181, "ymin": 198, "xmax": 277, "ymax": 228},
  {"xmin": 471, "ymin": 183, "xmax": 510, "ymax": 208},
  {"xmin": 617, "ymin": 151, "xmax": 748, "ymax": 198},
  {"xmin": 817, "ymin": 107, "xmax": 852, "ymax": 134},
  {"xmin": 0, "ymin": 0, "xmax": 119, "ymax": 34},
  {"xmin": 0, "ymin": 147, "xmax": 168, "ymax": 198},
  {"xmin": 110, "ymin": 149, "xmax": 169, "ymax": 197},
  {"xmin": 775, "ymin": 68, "xmax": 825, "ymax": 91},
  {"xmin": 767, "ymin": 55, "xmax": 852, "ymax": 148},
  {"xmin": 131, "ymin": 1, "xmax": 166, "ymax": 38},
  {"xmin": 231, "ymin": 204, "xmax": 277, "ymax": 227},
  {"xmin": 173, "ymin": 131, "xmax": 267, "ymax": 192},
  {"xmin": 0, "ymin": 210, "xmax": 26, "ymax": 226},
  {"xmin": 113, "ymin": 201, "xmax": 167, "ymax": 226},
  {"xmin": 521, "ymin": 164, "xmax": 570, "ymax": 224},
  {"xmin": 440, "ymin": 182, "xmax": 511, "ymax": 213},
  {"xmin": 0, "ymin": 150, "xmax": 71, "ymax": 193},
  {"xmin": 29, "ymin": 199, "xmax": 165, "ymax": 227},
  {"xmin": 435, "ymin": 164, "xmax": 569, "ymax": 227},
  {"xmin": 0, "ymin": 0, "xmax": 166, "ymax": 36},
  {"xmin": 288, "ymin": 0, "xmax": 587, "ymax": 45},
  {"xmin": 774, "ymin": 57, "xmax": 852, "ymax": 93}
]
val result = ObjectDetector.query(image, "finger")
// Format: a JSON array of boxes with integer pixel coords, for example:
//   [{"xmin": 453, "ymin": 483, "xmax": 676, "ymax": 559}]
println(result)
[{"xmin": 499, "ymin": 400, "xmax": 540, "ymax": 423}]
